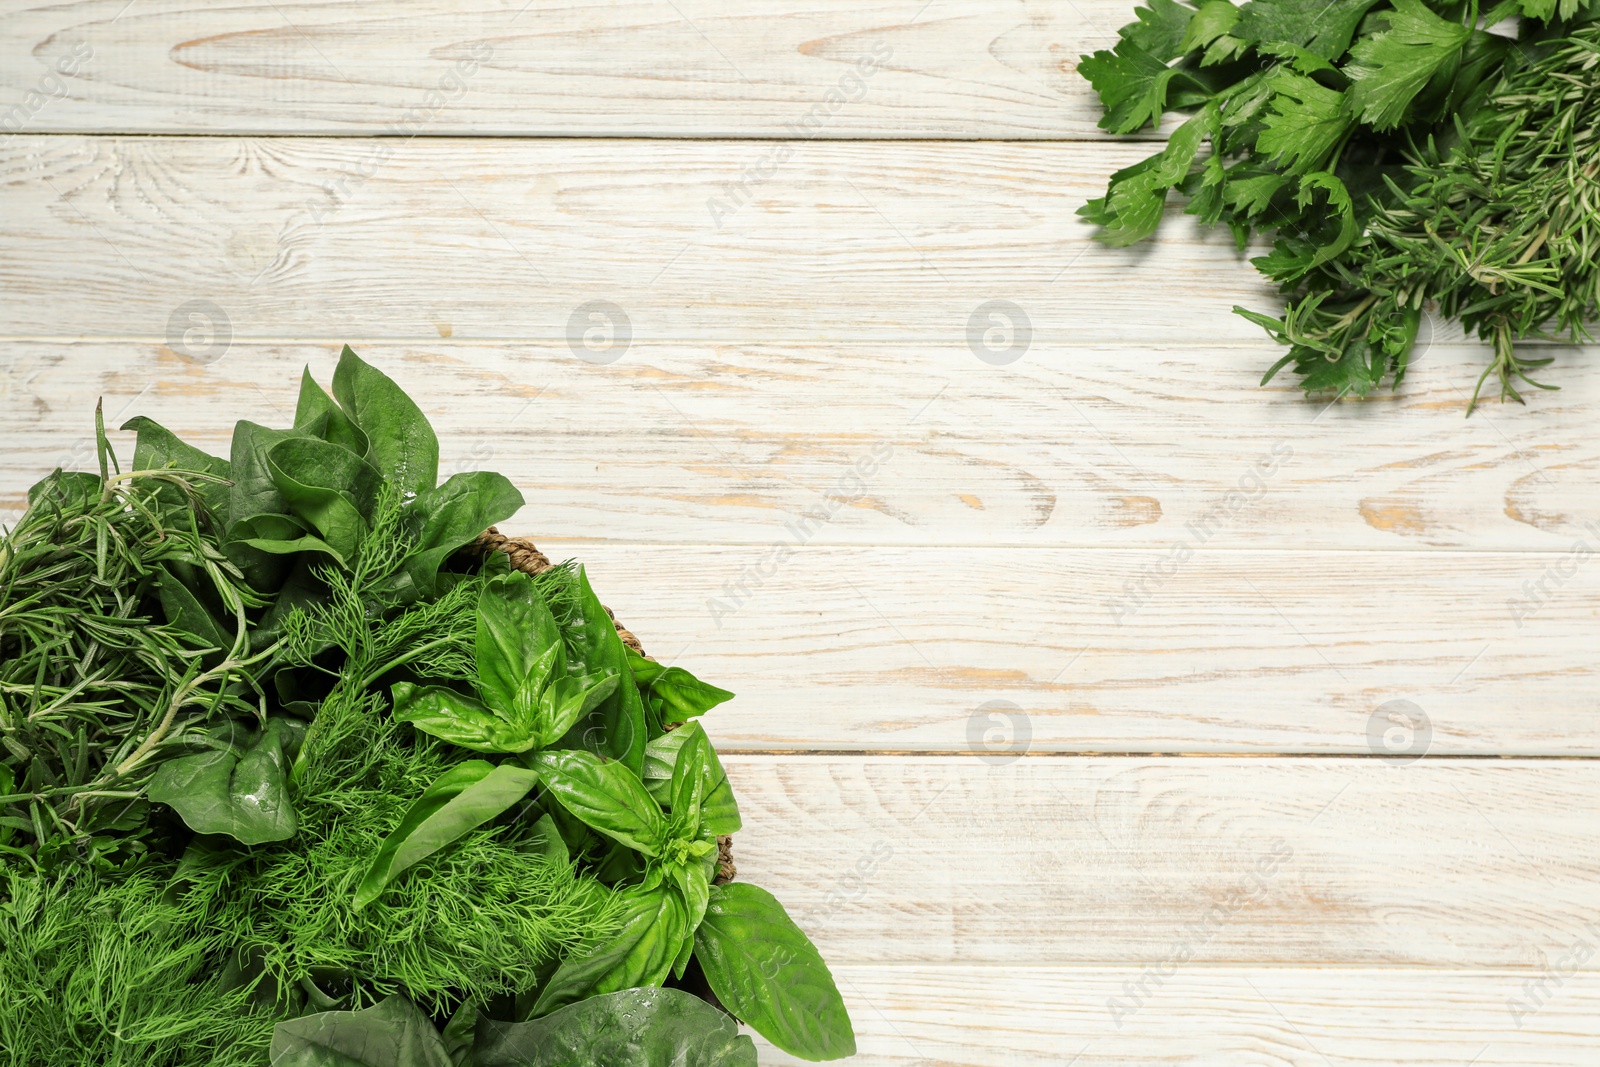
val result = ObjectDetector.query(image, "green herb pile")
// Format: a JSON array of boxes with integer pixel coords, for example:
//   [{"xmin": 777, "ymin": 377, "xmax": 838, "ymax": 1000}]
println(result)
[
  {"xmin": 0, "ymin": 349, "xmax": 855, "ymax": 1065},
  {"xmin": 1079, "ymin": 0, "xmax": 1600, "ymax": 409}
]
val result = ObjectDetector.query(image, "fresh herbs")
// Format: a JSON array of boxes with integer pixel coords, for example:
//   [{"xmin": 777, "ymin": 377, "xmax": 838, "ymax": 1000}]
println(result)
[
  {"xmin": 1080, "ymin": 0, "xmax": 1600, "ymax": 410},
  {"xmin": 0, "ymin": 350, "xmax": 855, "ymax": 1065}
]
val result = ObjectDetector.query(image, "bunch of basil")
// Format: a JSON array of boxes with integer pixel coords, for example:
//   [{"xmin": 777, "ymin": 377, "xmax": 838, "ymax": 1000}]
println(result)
[{"xmin": 3, "ymin": 349, "xmax": 854, "ymax": 1064}]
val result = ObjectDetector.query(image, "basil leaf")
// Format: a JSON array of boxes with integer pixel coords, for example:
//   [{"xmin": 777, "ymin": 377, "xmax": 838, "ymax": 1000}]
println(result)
[
  {"xmin": 475, "ymin": 988, "xmax": 756, "ymax": 1067},
  {"xmin": 536, "ymin": 671, "xmax": 620, "ymax": 748},
  {"xmin": 528, "ymin": 885, "xmax": 686, "ymax": 1016},
  {"xmin": 649, "ymin": 665, "xmax": 735, "ymax": 721},
  {"xmin": 120, "ymin": 415, "xmax": 231, "ymax": 519},
  {"xmin": 391, "ymin": 682, "xmax": 537, "ymax": 754},
  {"xmin": 332, "ymin": 345, "xmax": 439, "ymax": 497},
  {"xmin": 533, "ymin": 749, "xmax": 665, "ymax": 856},
  {"xmin": 558, "ymin": 567, "xmax": 645, "ymax": 776},
  {"xmin": 476, "ymin": 571, "xmax": 565, "ymax": 724},
  {"xmin": 402, "ymin": 471, "xmax": 524, "ymax": 598},
  {"xmin": 670, "ymin": 861, "xmax": 711, "ymax": 948},
  {"xmin": 694, "ymin": 883, "xmax": 855, "ymax": 1061},
  {"xmin": 293, "ymin": 365, "xmax": 370, "ymax": 457},
  {"xmin": 266, "ymin": 437, "xmax": 383, "ymax": 562},
  {"xmin": 270, "ymin": 993, "xmax": 452, "ymax": 1067},
  {"xmin": 669, "ymin": 722, "xmax": 711, "ymax": 838},
  {"xmin": 645, "ymin": 726, "xmax": 741, "ymax": 836},
  {"xmin": 354, "ymin": 760, "xmax": 540, "ymax": 909},
  {"xmin": 147, "ymin": 719, "xmax": 299, "ymax": 845}
]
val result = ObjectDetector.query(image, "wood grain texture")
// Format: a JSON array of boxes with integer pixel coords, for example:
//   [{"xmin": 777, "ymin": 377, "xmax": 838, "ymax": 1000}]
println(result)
[
  {"xmin": 0, "ymin": 134, "xmax": 1285, "ymax": 343},
  {"xmin": 3, "ymin": 341, "xmax": 1595, "ymax": 554},
  {"xmin": 754, "ymin": 965, "xmax": 1600, "ymax": 1066},
  {"xmin": 0, "ymin": 0, "xmax": 1142, "ymax": 138},
  {"xmin": 722, "ymin": 756, "xmax": 1600, "ymax": 969}
]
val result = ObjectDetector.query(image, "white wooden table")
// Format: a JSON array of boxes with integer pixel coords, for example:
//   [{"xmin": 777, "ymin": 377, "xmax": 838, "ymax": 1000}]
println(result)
[{"xmin": 3, "ymin": 2, "xmax": 1598, "ymax": 1062}]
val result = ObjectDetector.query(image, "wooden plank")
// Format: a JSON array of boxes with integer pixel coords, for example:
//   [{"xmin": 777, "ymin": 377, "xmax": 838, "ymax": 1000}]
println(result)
[
  {"xmin": 0, "ymin": 0, "xmax": 1147, "ymax": 139},
  {"xmin": 722, "ymin": 756, "xmax": 1600, "ymax": 968},
  {"xmin": 4, "ymin": 133, "xmax": 1583, "ymax": 345},
  {"xmin": 0, "ymin": 134, "xmax": 1287, "ymax": 344},
  {"xmin": 754, "ymin": 965, "xmax": 1600, "ymax": 1066},
  {"xmin": 3, "ymin": 341, "xmax": 1596, "ymax": 553}
]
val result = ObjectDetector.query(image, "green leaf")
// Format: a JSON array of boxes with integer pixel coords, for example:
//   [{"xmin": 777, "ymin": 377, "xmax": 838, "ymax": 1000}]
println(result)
[
  {"xmin": 669, "ymin": 723, "xmax": 711, "ymax": 837},
  {"xmin": 650, "ymin": 666, "xmax": 735, "ymax": 720},
  {"xmin": 1079, "ymin": 41, "xmax": 1186, "ymax": 134},
  {"xmin": 266, "ymin": 437, "xmax": 383, "ymax": 562},
  {"xmin": 476, "ymin": 570, "xmax": 565, "ymax": 725},
  {"xmin": 156, "ymin": 564, "xmax": 232, "ymax": 651},
  {"xmin": 120, "ymin": 415, "xmax": 231, "ymax": 519},
  {"xmin": 536, "ymin": 671, "xmax": 620, "ymax": 748},
  {"xmin": 533, "ymin": 748, "xmax": 666, "ymax": 856},
  {"xmin": 354, "ymin": 760, "xmax": 541, "ymax": 910},
  {"xmin": 1119, "ymin": 0, "xmax": 1198, "ymax": 60},
  {"xmin": 643, "ymin": 726, "xmax": 741, "ymax": 835},
  {"xmin": 1180, "ymin": 0, "xmax": 1241, "ymax": 52},
  {"xmin": 331, "ymin": 345, "xmax": 439, "ymax": 497},
  {"xmin": 695, "ymin": 883, "xmax": 855, "ymax": 1061},
  {"xmin": 1082, "ymin": 101, "xmax": 1218, "ymax": 245},
  {"xmin": 401, "ymin": 471, "xmax": 524, "ymax": 598},
  {"xmin": 474, "ymin": 987, "xmax": 757, "ymax": 1067},
  {"xmin": 294, "ymin": 365, "xmax": 370, "ymax": 457},
  {"xmin": 1234, "ymin": 0, "xmax": 1384, "ymax": 60},
  {"xmin": 391, "ymin": 682, "xmax": 538, "ymax": 754},
  {"xmin": 1255, "ymin": 71, "xmax": 1351, "ymax": 174},
  {"xmin": 558, "ymin": 566, "xmax": 646, "ymax": 775},
  {"xmin": 225, "ymin": 513, "xmax": 347, "ymax": 566},
  {"xmin": 528, "ymin": 885, "xmax": 688, "ymax": 1016},
  {"xmin": 227, "ymin": 421, "xmax": 307, "ymax": 526},
  {"xmin": 1345, "ymin": 0, "xmax": 1472, "ymax": 130},
  {"xmin": 147, "ymin": 719, "xmax": 299, "ymax": 845},
  {"xmin": 270, "ymin": 994, "xmax": 453, "ymax": 1067}
]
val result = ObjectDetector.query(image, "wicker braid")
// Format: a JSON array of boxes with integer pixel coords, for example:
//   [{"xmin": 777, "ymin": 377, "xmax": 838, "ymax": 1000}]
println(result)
[{"xmin": 471, "ymin": 526, "xmax": 733, "ymax": 885}]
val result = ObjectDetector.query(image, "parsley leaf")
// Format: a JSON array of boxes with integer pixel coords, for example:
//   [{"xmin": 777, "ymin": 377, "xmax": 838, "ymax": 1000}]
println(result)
[
  {"xmin": 1235, "ymin": 0, "xmax": 1385, "ymax": 60},
  {"xmin": 1345, "ymin": 0, "xmax": 1472, "ymax": 129},
  {"xmin": 1255, "ymin": 72, "xmax": 1351, "ymax": 174}
]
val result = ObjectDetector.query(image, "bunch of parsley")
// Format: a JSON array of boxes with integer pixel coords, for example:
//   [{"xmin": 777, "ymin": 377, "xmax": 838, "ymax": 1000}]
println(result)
[{"xmin": 1080, "ymin": 0, "xmax": 1600, "ymax": 409}]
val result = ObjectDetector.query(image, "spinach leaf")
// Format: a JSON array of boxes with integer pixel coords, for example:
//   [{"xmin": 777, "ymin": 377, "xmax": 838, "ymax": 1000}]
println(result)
[
  {"xmin": 147, "ymin": 719, "xmax": 300, "ymax": 845},
  {"xmin": 225, "ymin": 513, "xmax": 347, "ymax": 567},
  {"xmin": 401, "ymin": 471, "xmax": 524, "ymax": 598},
  {"xmin": 390, "ymin": 683, "xmax": 538, "ymax": 754},
  {"xmin": 267, "ymin": 437, "xmax": 383, "ymax": 562},
  {"xmin": 332, "ymin": 346, "xmax": 439, "ymax": 497},
  {"xmin": 120, "ymin": 415, "xmax": 231, "ymax": 519},
  {"xmin": 293, "ymin": 365, "xmax": 370, "ymax": 457},
  {"xmin": 533, "ymin": 748, "xmax": 665, "ymax": 857},
  {"xmin": 25, "ymin": 469, "xmax": 101, "ymax": 511},
  {"xmin": 475, "ymin": 988, "xmax": 756, "ymax": 1067},
  {"xmin": 558, "ymin": 567, "xmax": 645, "ymax": 775},
  {"xmin": 355, "ymin": 760, "xmax": 541, "ymax": 909},
  {"xmin": 155, "ymin": 563, "xmax": 232, "ymax": 651},
  {"xmin": 227, "ymin": 421, "xmax": 307, "ymax": 527},
  {"xmin": 269, "ymin": 994, "xmax": 453, "ymax": 1067},
  {"xmin": 528, "ymin": 885, "xmax": 687, "ymax": 1016},
  {"xmin": 694, "ymin": 883, "xmax": 855, "ymax": 1061}
]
